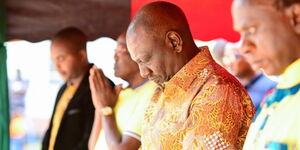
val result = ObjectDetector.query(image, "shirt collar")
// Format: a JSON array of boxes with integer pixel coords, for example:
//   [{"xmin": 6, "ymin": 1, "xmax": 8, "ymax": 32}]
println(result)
[
  {"xmin": 164, "ymin": 46, "xmax": 214, "ymax": 91},
  {"xmin": 277, "ymin": 59, "xmax": 300, "ymax": 89}
]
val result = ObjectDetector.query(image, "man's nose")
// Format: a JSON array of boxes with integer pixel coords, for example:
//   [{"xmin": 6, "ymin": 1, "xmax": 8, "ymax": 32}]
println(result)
[
  {"xmin": 114, "ymin": 53, "xmax": 119, "ymax": 61},
  {"xmin": 239, "ymin": 34, "xmax": 254, "ymax": 55},
  {"xmin": 139, "ymin": 65, "xmax": 151, "ymax": 78},
  {"xmin": 54, "ymin": 63, "xmax": 61, "ymax": 71}
]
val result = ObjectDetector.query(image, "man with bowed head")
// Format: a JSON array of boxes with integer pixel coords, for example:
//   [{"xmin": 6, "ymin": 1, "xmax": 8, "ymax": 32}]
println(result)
[{"xmin": 126, "ymin": 1, "xmax": 255, "ymax": 150}]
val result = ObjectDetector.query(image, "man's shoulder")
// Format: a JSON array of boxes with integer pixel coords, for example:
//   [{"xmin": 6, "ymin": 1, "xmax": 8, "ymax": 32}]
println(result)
[
  {"xmin": 200, "ymin": 63, "xmax": 244, "ymax": 89},
  {"xmin": 192, "ymin": 63, "xmax": 250, "ymax": 102},
  {"xmin": 119, "ymin": 81, "xmax": 157, "ymax": 106}
]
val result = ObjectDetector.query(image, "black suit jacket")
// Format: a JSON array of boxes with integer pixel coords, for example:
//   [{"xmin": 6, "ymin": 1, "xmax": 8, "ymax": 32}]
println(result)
[{"xmin": 42, "ymin": 65, "xmax": 114, "ymax": 150}]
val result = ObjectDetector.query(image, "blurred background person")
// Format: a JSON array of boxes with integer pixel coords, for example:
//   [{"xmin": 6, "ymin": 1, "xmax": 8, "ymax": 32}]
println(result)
[
  {"xmin": 222, "ymin": 42, "xmax": 277, "ymax": 109},
  {"xmin": 42, "ymin": 27, "xmax": 98, "ymax": 150},
  {"xmin": 210, "ymin": 38, "xmax": 228, "ymax": 66}
]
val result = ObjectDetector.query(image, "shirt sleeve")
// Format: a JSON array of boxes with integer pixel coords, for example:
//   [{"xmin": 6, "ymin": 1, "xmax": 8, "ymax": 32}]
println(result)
[
  {"xmin": 122, "ymin": 109, "xmax": 144, "ymax": 141},
  {"xmin": 181, "ymin": 81, "xmax": 253, "ymax": 150},
  {"xmin": 123, "ymin": 86, "xmax": 154, "ymax": 140}
]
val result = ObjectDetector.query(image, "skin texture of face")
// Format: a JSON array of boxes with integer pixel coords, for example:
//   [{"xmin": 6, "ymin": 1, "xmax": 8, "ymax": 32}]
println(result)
[
  {"xmin": 51, "ymin": 41, "xmax": 85, "ymax": 82},
  {"xmin": 232, "ymin": 0, "xmax": 300, "ymax": 75},
  {"xmin": 113, "ymin": 34, "xmax": 141, "ymax": 81},
  {"xmin": 127, "ymin": 28, "xmax": 176, "ymax": 84}
]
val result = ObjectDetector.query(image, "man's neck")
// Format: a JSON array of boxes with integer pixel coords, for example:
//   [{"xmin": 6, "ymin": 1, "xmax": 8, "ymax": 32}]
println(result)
[
  {"xmin": 67, "ymin": 63, "xmax": 90, "ymax": 86},
  {"xmin": 68, "ymin": 76, "xmax": 83, "ymax": 87},
  {"xmin": 239, "ymin": 71, "xmax": 258, "ymax": 85},
  {"xmin": 127, "ymin": 73, "xmax": 146, "ymax": 89},
  {"xmin": 176, "ymin": 44, "xmax": 199, "ymax": 73},
  {"xmin": 186, "ymin": 45, "xmax": 200, "ymax": 62}
]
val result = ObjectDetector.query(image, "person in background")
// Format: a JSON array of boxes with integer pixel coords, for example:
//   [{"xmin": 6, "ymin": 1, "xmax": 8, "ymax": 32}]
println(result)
[
  {"xmin": 232, "ymin": 0, "xmax": 300, "ymax": 149},
  {"xmin": 222, "ymin": 42, "xmax": 277, "ymax": 109},
  {"xmin": 42, "ymin": 27, "xmax": 113, "ymax": 150},
  {"xmin": 210, "ymin": 38, "xmax": 228, "ymax": 66},
  {"xmin": 88, "ymin": 33, "xmax": 156, "ymax": 150}
]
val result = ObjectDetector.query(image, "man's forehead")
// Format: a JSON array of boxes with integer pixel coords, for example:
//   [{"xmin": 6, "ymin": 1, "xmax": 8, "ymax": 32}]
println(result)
[
  {"xmin": 51, "ymin": 41, "xmax": 79, "ymax": 56},
  {"xmin": 127, "ymin": 44, "xmax": 149, "ymax": 62},
  {"xmin": 127, "ymin": 28, "xmax": 147, "ymax": 49},
  {"xmin": 233, "ymin": 0, "xmax": 278, "ymax": 29},
  {"xmin": 232, "ymin": 3, "xmax": 252, "ymax": 31},
  {"xmin": 51, "ymin": 40, "xmax": 72, "ymax": 49},
  {"xmin": 116, "ymin": 37, "xmax": 127, "ymax": 50},
  {"xmin": 234, "ymin": 0, "xmax": 277, "ymax": 8},
  {"xmin": 236, "ymin": 0, "xmax": 281, "ymax": 14},
  {"xmin": 117, "ymin": 33, "xmax": 126, "ymax": 42}
]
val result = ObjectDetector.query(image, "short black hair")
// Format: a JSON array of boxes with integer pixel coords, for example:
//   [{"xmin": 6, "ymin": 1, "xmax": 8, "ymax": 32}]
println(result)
[{"xmin": 52, "ymin": 27, "xmax": 87, "ymax": 52}]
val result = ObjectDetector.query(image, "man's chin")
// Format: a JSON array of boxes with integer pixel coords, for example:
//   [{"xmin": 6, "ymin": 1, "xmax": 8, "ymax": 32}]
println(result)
[
  {"xmin": 149, "ymin": 77, "xmax": 161, "ymax": 84},
  {"xmin": 60, "ymin": 76, "xmax": 68, "ymax": 81},
  {"xmin": 61, "ymin": 75, "xmax": 71, "ymax": 83},
  {"xmin": 262, "ymin": 67, "xmax": 281, "ymax": 76},
  {"xmin": 153, "ymin": 79, "xmax": 162, "ymax": 84}
]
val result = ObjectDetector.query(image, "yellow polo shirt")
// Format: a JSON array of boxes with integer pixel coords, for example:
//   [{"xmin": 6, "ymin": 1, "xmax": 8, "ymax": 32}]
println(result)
[
  {"xmin": 48, "ymin": 85, "xmax": 78, "ymax": 150},
  {"xmin": 94, "ymin": 81, "xmax": 156, "ymax": 150}
]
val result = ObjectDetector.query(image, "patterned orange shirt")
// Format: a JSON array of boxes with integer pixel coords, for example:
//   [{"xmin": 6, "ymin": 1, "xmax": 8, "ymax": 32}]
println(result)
[{"xmin": 141, "ymin": 47, "xmax": 255, "ymax": 150}]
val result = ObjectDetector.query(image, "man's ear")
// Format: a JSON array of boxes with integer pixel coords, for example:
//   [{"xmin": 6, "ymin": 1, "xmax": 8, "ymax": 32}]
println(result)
[
  {"xmin": 286, "ymin": 3, "xmax": 300, "ymax": 34},
  {"xmin": 165, "ymin": 31, "xmax": 183, "ymax": 53},
  {"xmin": 79, "ymin": 49, "xmax": 87, "ymax": 61}
]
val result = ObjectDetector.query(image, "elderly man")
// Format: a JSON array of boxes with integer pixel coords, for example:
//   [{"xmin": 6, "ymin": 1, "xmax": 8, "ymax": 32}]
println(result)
[
  {"xmin": 126, "ymin": 2, "xmax": 255, "ymax": 150},
  {"xmin": 232, "ymin": 0, "xmax": 300, "ymax": 149},
  {"xmin": 88, "ymin": 33, "xmax": 156, "ymax": 150}
]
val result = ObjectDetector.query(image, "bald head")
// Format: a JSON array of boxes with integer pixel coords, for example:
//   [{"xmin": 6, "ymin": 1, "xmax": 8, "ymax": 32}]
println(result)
[
  {"xmin": 126, "ymin": 2, "xmax": 199, "ymax": 84},
  {"xmin": 127, "ymin": 1, "xmax": 193, "ymax": 42},
  {"xmin": 52, "ymin": 27, "xmax": 87, "ymax": 52}
]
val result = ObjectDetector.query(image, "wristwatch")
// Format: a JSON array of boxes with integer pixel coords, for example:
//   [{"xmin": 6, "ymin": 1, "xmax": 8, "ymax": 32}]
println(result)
[{"xmin": 101, "ymin": 106, "xmax": 113, "ymax": 116}]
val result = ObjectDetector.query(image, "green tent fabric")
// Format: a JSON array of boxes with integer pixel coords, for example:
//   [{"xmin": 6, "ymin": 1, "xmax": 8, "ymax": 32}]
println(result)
[{"xmin": 0, "ymin": 0, "xmax": 10, "ymax": 149}]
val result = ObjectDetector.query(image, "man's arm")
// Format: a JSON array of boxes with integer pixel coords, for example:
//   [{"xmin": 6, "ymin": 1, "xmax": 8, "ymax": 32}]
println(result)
[
  {"xmin": 88, "ymin": 111, "xmax": 141, "ymax": 150},
  {"xmin": 88, "ymin": 112, "xmax": 102, "ymax": 150},
  {"xmin": 101, "ymin": 112, "xmax": 141, "ymax": 150},
  {"xmin": 89, "ymin": 66, "xmax": 141, "ymax": 150}
]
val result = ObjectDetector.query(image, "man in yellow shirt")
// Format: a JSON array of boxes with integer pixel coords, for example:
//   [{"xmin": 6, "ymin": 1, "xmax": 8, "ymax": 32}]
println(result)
[
  {"xmin": 232, "ymin": 0, "xmax": 300, "ymax": 149},
  {"xmin": 126, "ymin": 2, "xmax": 255, "ymax": 149},
  {"xmin": 88, "ymin": 33, "xmax": 156, "ymax": 150}
]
